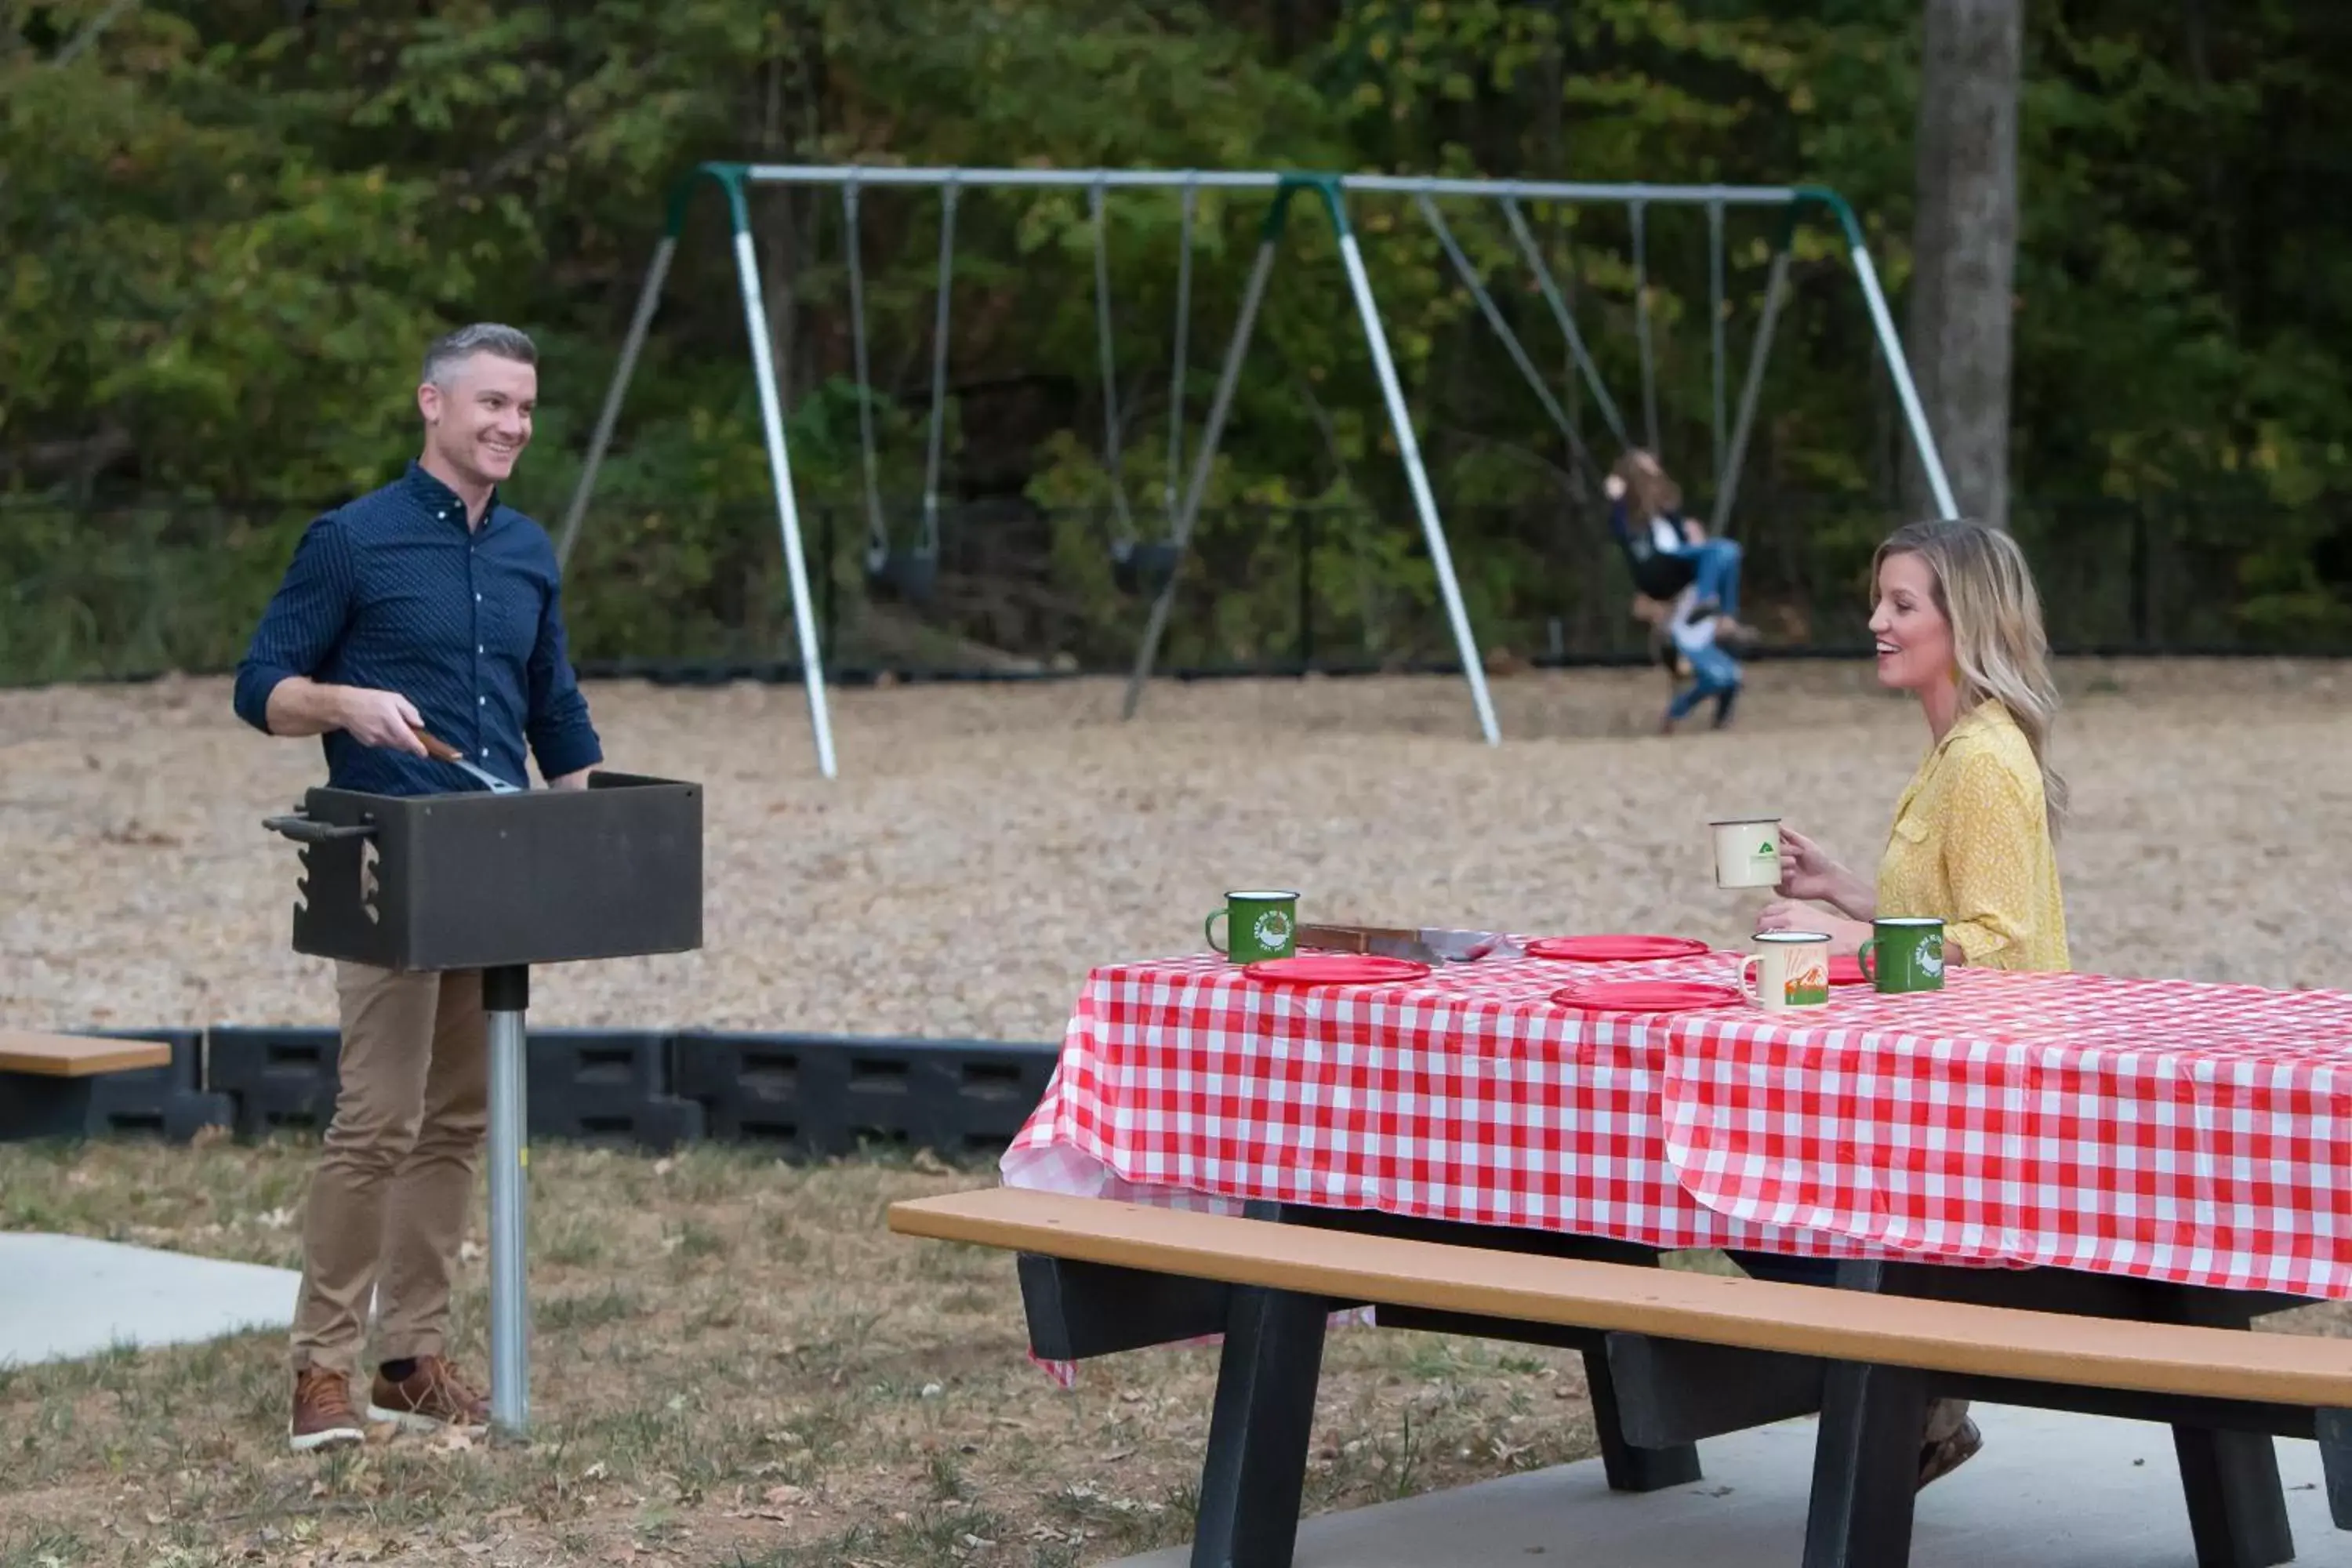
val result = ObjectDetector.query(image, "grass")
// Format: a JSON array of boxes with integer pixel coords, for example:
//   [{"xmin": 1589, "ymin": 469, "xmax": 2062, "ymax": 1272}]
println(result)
[
  {"xmin": 0, "ymin": 1138, "xmax": 1611, "ymax": 1566},
  {"xmin": 20, "ymin": 1138, "xmax": 2344, "ymax": 1566}
]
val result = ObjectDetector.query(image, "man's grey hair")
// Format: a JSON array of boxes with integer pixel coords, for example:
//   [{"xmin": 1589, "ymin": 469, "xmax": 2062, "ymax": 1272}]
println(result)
[{"xmin": 422, "ymin": 322, "xmax": 537, "ymax": 387}]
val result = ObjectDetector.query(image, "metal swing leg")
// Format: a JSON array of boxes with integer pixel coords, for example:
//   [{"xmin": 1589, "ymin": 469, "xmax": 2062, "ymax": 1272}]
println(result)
[
  {"xmin": 1329, "ymin": 191, "xmax": 1501, "ymax": 746},
  {"xmin": 556, "ymin": 238, "xmax": 677, "ymax": 572},
  {"xmin": 729, "ymin": 220, "xmax": 839, "ymax": 779},
  {"xmin": 1849, "ymin": 240, "xmax": 1958, "ymax": 521},
  {"xmin": 552, "ymin": 165, "xmax": 835, "ymax": 777}
]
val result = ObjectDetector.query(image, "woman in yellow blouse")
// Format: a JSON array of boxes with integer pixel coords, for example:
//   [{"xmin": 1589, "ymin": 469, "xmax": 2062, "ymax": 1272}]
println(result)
[
  {"xmin": 1758, "ymin": 517, "xmax": 2068, "ymax": 971},
  {"xmin": 1749, "ymin": 517, "xmax": 2070, "ymax": 1489}
]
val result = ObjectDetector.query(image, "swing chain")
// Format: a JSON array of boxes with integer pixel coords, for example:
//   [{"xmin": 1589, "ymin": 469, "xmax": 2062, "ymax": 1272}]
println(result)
[
  {"xmin": 1091, "ymin": 176, "xmax": 1138, "ymax": 559},
  {"xmin": 1415, "ymin": 192, "xmax": 1595, "ymax": 483},
  {"xmin": 843, "ymin": 178, "xmax": 891, "ymax": 576},
  {"xmin": 917, "ymin": 176, "xmax": 960, "ymax": 563},
  {"xmin": 1707, "ymin": 199, "xmax": 1727, "ymax": 492},
  {"xmin": 1166, "ymin": 175, "xmax": 1197, "ymax": 528},
  {"xmin": 1501, "ymin": 195, "xmax": 1631, "ymax": 455},
  {"xmin": 1629, "ymin": 198, "xmax": 1660, "ymax": 457}
]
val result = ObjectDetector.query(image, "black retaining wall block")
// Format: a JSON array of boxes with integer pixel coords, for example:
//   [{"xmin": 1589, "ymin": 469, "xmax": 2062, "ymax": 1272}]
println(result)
[
  {"xmin": 524, "ymin": 1029, "xmax": 703, "ymax": 1152},
  {"xmin": 205, "ymin": 1026, "xmax": 343, "ymax": 1137},
  {"xmin": 78, "ymin": 1028, "xmax": 232, "ymax": 1142},
  {"xmin": 208, "ymin": 1025, "xmax": 707, "ymax": 1151},
  {"xmin": 673, "ymin": 1032, "xmax": 1057, "ymax": 1156}
]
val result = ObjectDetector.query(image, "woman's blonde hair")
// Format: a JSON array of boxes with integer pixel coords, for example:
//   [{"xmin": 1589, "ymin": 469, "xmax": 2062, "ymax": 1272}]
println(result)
[
  {"xmin": 1871, "ymin": 518, "xmax": 2068, "ymax": 833},
  {"xmin": 1609, "ymin": 448, "xmax": 1682, "ymax": 523}
]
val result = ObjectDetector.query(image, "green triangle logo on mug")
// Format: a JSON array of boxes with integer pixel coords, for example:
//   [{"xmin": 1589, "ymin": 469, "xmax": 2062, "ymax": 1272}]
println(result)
[{"xmin": 1710, "ymin": 815, "xmax": 1782, "ymax": 891}]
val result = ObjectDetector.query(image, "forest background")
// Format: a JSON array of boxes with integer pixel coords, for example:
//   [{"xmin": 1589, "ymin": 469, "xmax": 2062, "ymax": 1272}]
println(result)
[{"xmin": 5, "ymin": 0, "xmax": 2344, "ymax": 681}]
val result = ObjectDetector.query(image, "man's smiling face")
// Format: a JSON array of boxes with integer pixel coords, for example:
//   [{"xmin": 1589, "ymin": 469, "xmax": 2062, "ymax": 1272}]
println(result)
[{"xmin": 419, "ymin": 351, "xmax": 536, "ymax": 491}]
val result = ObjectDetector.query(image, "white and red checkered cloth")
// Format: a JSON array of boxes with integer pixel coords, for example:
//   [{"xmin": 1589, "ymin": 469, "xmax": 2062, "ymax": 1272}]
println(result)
[{"xmin": 1002, "ymin": 949, "xmax": 2352, "ymax": 1301}]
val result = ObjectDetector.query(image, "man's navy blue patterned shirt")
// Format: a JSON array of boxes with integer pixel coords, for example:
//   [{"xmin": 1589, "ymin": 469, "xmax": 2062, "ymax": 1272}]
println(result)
[{"xmin": 233, "ymin": 462, "xmax": 603, "ymax": 797}]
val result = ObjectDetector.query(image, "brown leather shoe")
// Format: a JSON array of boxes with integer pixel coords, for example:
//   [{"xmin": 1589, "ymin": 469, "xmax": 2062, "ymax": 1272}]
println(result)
[
  {"xmin": 289, "ymin": 1368, "xmax": 366, "ymax": 1453},
  {"xmin": 368, "ymin": 1356, "xmax": 490, "ymax": 1433}
]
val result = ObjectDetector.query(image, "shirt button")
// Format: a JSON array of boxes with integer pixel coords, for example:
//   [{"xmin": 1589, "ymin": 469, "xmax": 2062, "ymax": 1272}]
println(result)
[
  {"xmin": 477, "ymin": 644, "xmax": 485, "ymax": 655},
  {"xmin": 475, "ymin": 593, "xmax": 483, "ymax": 603},
  {"xmin": 478, "ymin": 695, "xmax": 487, "ymax": 706}
]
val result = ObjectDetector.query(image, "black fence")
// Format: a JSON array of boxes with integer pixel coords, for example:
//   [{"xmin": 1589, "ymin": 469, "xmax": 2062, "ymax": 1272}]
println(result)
[{"xmin": 5, "ymin": 491, "xmax": 2348, "ymax": 688}]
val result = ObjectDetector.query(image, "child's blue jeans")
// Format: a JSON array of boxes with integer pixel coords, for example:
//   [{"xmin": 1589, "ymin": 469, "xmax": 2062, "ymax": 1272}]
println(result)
[{"xmin": 1668, "ymin": 640, "xmax": 1740, "ymax": 721}]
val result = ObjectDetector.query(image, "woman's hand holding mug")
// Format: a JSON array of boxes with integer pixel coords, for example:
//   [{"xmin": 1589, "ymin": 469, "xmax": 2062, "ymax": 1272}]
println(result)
[{"xmin": 1773, "ymin": 826, "xmax": 1864, "ymax": 910}]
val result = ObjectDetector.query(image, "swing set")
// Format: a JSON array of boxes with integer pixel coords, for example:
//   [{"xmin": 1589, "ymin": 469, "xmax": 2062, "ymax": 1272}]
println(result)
[{"xmin": 557, "ymin": 162, "xmax": 1958, "ymax": 780}]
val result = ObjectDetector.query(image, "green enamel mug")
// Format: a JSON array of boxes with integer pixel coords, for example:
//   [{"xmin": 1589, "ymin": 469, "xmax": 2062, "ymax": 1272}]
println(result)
[
  {"xmin": 1860, "ymin": 916, "xmax": 1947, "ymax": 994},
  {"xmin": 1206, "ymin": 889, "xmax": 1300, "ymax": 964}
]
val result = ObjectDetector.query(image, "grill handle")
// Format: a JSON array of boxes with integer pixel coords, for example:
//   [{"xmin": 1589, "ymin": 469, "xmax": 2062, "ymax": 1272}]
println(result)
[{"xmin": 262, "ymin": 813, "xmax": 376, "ymax": 844}]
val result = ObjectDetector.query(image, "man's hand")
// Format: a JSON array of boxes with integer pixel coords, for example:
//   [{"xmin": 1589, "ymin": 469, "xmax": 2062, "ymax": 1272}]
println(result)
[
  {"xmin": 336, "ymin": 688, "xmax": 429, "ymax": 753},
  {"xmin": 546, "ymin": 766, "xmax": 593, "ymax": 792},
  {"xmin": 262, "ymin": 677, "xmax": 426, "ymax": 753},
  {"xmin": 1603, "ymin": 473, "xmax": 1628, "ymax": 500}
]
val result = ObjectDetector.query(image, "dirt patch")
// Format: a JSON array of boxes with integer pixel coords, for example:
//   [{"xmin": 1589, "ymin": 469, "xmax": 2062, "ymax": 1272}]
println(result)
[{"xmin": 5, "ymin": 659, "xmax": 2351, "ymax": 1036}]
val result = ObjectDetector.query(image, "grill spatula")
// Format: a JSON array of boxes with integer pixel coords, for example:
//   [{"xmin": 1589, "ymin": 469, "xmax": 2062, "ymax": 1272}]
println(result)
[{"xmin": 412, "ymin": 726, "xmax": 522, "ymax": 794}]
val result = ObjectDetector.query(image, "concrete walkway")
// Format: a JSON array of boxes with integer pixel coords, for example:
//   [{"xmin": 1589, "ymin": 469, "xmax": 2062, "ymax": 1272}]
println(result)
[
  {"xmin": 0, "ymin": 1232, "xmax": 298, "ymax": 1367},
  {"xmin": 1105, "ymin": 1404, "xmax": 2345, "ymax": 1568}
]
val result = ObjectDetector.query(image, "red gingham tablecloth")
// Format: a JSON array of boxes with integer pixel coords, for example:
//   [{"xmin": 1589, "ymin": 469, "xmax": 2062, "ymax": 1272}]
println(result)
[{"xmin": 1002, "ymin": 949, "xmax": 2352, "ymax": 1301}]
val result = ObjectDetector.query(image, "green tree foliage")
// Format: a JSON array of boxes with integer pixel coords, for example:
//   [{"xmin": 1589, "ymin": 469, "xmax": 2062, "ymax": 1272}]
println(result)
[{"xmin": 5, "ymin": 0, "xmax": 2350, "ymax": 678}]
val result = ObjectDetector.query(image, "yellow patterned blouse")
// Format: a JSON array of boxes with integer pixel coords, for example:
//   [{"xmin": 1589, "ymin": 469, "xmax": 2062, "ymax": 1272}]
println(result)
[{"xmin": 1875, "ymin": 699, "xmax": 2070, "ymax": 973}]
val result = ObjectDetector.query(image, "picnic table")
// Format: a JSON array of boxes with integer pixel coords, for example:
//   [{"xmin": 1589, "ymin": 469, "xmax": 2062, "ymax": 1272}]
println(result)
[{"xmin": 993, "ymin": 945, "xmax": 2352, "ymax": 1566}]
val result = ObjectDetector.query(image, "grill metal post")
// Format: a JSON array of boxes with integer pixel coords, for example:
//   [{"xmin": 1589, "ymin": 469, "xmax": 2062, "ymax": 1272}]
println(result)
[{"xmin": 482, "ymin": 962, "xmax": 531, "ymax": 1437}]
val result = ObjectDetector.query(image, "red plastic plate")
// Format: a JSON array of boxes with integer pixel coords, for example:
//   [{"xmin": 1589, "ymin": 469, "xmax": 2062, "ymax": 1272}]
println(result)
[
  {"xmin": 1525, "ymin": 935, "xmax": 1712, "ymax": 963},
  {"xmin": 1244, "ymin": 953, "xmax": 1432, "ymax": 987},
  {"xmin": 1549, "ymin": 980, "xmax": 1744, "ymax": 1014},
  {"xmin": 1828, "ymin": 955, "xmax": 1871, "ymax": 988}
]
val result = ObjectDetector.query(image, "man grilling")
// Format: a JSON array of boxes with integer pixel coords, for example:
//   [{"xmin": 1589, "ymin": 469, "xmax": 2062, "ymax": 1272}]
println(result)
[{"xmin": 234, "ymin": 322, "xmax": 603, "ymax": 1451}]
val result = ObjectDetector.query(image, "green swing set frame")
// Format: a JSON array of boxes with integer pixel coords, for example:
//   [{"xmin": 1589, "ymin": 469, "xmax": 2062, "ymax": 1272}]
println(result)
[{"xmin": 557, "ymin": 162, "xmax": 1957, "ymax": 781}]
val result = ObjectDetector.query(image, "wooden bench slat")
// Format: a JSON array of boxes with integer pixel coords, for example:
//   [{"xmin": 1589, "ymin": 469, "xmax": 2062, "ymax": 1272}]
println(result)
[
  {"xmin": 889, "ymin": 1187, "xmax": 2352, "ymax": 1410},
  {"xmin": 0, "ymin": 1030, "xmax": 172, "ymax": 1078}
]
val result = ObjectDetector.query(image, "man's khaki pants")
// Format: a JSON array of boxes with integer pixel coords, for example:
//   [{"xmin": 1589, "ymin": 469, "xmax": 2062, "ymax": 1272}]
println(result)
[{"xmin": 289, "ymin": 964, "xmax": 487, "ymax": 1378}]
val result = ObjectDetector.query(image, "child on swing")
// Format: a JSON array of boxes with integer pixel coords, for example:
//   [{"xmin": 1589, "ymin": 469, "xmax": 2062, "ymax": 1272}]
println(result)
[
  {"xmin": 1606, "ymin": 448, "xmax": 1757, "ymax": 648},
  {"xmin": 1638, "ymin": 583, "xmax": 1741, "ymax": 733}
]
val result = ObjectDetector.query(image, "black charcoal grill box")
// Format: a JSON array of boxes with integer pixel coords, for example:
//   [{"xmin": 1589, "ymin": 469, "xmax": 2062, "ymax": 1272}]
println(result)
[{"xmin": 274, "ymin": 771, "xmax": 702, "ymax": 971}]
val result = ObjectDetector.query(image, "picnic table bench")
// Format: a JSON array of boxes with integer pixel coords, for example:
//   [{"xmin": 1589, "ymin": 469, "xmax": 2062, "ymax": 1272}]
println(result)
[
  {"xmin": 0, "ymin": 1029, "xmax": 173, "ymax": 1141},
  {"xmin": 892, "ymin": 1185, "xmax": 2352, "ymax": 1568}
]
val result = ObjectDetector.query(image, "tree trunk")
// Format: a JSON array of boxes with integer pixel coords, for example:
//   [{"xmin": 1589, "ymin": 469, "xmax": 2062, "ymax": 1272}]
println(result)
[{"xmin": 1901, "ymin": 0, "xmax": 2022, "ymax": 530}]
